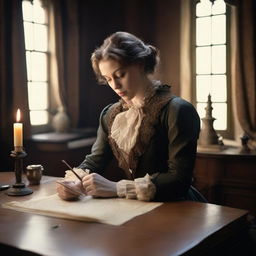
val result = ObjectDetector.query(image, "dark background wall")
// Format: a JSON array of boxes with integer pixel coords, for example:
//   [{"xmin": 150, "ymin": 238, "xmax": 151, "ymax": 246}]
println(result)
[
  {"xmin": 77, "ymin": 0, "xmax": 181, "ymax": 127},
  {"xmin": 0, "ymin": 0, "xmax": 182, "ymax": 173}
]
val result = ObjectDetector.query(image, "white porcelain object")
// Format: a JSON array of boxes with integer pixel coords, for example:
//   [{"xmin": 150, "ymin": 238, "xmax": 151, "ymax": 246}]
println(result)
[{"xmin": 52, "ymin": 106, "xmax": 70, "ymax": 133}]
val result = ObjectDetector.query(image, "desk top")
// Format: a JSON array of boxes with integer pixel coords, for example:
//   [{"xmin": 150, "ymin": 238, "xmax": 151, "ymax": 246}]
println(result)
[{"xmin": 0, "ymin": 172, "xmax": 249, "ymax": 256}]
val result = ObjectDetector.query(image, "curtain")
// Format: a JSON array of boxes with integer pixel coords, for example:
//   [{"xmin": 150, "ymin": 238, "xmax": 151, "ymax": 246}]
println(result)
[
  {"xmin": 47, "ymin": 0, "xmax": 80, "ymax": 129},
  {"xmin": 0, "ymin": 0, "xmax": 30, "ymax": 171},
  {"xmin": 234, "ymin": 0, "xmax": 256, "ymax": 148},
  {"xmin": 180, "ymin": 0, "xmax": 193, "ymax": 102}
]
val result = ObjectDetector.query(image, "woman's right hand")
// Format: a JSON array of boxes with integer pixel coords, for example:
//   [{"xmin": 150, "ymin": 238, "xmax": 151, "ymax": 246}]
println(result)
[{"xmin": 56, "ymin": 180, "xmax": 85, "ymax": 201}]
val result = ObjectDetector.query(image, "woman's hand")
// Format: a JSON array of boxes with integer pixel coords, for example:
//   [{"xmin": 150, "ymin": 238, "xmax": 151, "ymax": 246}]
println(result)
[
  {"xmin": 82, "ymin": 173, "xmax": 117, "ymax": 198},
  {"xmin": 56, "ymin": 180, "xmax": 84, "ymax": 201}
]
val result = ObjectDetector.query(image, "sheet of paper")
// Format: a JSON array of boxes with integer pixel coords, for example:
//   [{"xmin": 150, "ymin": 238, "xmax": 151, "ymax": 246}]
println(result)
[{"xmin": 2, "ymin": 194, "xmax": 162, "ymax": 226}]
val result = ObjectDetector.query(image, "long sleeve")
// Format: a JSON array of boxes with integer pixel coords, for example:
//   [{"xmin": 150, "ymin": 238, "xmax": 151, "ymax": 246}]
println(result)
[
  {"xmin": 78, "ymin": 104, "xmax": 113, "ymax": 173},
  {"xmin": 151, "ymin": 97, "xmax": 200, "ymax": 201}
]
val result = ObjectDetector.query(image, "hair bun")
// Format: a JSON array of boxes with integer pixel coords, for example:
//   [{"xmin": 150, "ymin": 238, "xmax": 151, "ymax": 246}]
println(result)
[
  {"xmin": 142, "ymin": 44, "xmax": 159, "ymax": 74},
  {"xmin": 148, "ymin": 45, "xmax": 157, "ymax": 55}
]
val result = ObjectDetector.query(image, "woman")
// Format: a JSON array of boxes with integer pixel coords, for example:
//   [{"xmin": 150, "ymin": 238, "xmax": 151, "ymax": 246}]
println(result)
[{"xmin": 57, "ymin": 31, "xmax": 206, "ymax": 202}]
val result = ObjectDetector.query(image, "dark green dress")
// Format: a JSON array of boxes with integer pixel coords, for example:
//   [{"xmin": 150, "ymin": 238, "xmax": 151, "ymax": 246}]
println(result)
[{"xmin": 78, "ymin": 84, "xmax": 207, "ymax": 202}]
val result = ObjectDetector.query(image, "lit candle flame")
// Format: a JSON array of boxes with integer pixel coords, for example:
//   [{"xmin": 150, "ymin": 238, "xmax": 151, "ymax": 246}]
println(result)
[{"xmin": 16, "ymin": 109, "xmax": 21, "ymax": 122}]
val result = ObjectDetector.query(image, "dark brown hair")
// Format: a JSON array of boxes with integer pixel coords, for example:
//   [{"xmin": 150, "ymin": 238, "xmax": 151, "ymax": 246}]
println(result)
[{"xmin": 91, "ymin": 31, "xmax": 159, "ymax": 84}]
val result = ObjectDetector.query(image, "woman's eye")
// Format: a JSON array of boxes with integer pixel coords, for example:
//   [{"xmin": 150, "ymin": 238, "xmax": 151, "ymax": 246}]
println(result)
[{"xmin": 116, "ymin": 72, "xmax": 125, "ymax": 78}]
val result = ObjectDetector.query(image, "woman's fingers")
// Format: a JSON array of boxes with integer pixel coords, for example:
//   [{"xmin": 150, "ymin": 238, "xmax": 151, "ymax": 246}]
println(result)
[
  {"xmin": 83, "ymin": 183, "xmax": 93, "ymax": 194},
  {"xmin": 81, "ymin": 173, "xmax": 117, "ymax": 197},
  {"xmin": 56, "ymin": 181, "xmax": 82, "ymax": 201},
  {"xmin": 56, "ymin": 173, "xmax": 117, "ymax": 198}
]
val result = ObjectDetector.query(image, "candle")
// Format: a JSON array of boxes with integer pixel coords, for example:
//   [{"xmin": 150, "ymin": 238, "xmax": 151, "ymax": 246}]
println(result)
[{"xmin": 13, "ymin": 109, "xmax": 23, "ymax": 151}]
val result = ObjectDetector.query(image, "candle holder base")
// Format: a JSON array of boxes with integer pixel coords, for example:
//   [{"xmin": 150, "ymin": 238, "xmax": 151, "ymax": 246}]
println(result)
[
  {"xmin": 6, "ymin": 183, "xmax": 33, "ymax": 196},
  {"xmin": 7, "ymin": 148, "xmax": 33, "ymax": 196}
]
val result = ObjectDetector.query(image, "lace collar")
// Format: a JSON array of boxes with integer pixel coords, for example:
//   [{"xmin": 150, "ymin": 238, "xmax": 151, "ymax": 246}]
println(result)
[{"xmin": 106, "ymin": 83, "xmax": 173, "ymax": 177}]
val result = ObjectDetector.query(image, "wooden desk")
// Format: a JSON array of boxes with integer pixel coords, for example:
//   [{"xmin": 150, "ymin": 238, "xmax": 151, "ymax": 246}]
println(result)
[{"xmin": 0, "ymin": 172, "xmax": 252, "ymax": 256}]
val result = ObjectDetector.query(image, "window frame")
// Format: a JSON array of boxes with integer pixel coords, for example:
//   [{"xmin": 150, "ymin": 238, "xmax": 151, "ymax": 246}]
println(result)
[
  {"xmin": 191, "ymin": 0, "xmax": 233, "ymax": 139},
  {"xmin": 22, "ymin": 0, "xmax": 52, "ymax": 134}
]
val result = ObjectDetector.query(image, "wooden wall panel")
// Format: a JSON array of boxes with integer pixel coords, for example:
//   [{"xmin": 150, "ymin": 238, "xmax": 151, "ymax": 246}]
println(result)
[{"xmin": 193, "ymin": 149, "xmax": 256, "ymax": 215}]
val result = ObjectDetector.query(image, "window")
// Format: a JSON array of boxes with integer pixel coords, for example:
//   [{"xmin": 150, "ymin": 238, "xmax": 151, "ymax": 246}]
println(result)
[
  {"xmin": 194, "ymin": 0, "xmax": 230, "ymax": 135},
  {"xmin": 22, "ymin": 0, "xmax": 49, "ymax": 127}
]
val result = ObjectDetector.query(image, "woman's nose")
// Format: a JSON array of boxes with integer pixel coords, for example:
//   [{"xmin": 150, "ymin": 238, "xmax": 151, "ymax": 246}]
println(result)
[{"xmin": 112, "ymin": 79, "xmax": 121, "ymax": 89}]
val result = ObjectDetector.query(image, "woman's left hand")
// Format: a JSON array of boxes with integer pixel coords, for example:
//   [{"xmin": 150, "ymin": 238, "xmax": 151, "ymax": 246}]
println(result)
[{"xmin": 82, "ymin": 173, "xmax": 117, "ymax": 198}]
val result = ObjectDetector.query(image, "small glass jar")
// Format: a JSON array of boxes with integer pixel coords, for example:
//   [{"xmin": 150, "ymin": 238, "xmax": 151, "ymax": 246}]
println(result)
[{"xmin": 26, "ymin": 164, "xmax": 43, "ymax": 185}]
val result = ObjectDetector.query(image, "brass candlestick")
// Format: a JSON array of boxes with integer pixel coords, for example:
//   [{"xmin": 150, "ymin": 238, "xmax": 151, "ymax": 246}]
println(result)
[{"xmin": 6, "ymin": 147, "xmax": 33, "ymax": 196}]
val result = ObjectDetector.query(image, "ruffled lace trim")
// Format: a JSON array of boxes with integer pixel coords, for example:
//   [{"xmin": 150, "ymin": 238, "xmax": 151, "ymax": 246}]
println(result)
[
  {"xmin": 116, "ymin": 174, "xmax": 156, "ymax": 201},
  {"xmin": 106, "ymin": 84, "xmax": 174, "ymax": 178},
  {"xmin": 110, "ymin": 106, "xmax": 144, "ymax": 154}
]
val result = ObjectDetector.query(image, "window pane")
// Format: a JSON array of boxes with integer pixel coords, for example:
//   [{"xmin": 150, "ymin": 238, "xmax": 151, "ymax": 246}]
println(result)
[
  {"xmin": 197, "ymin": 102, "xmax": 206, "ymax": 120},
  {"xmin": 212, "ymin": 103, "xmax": 227, "ymax": 130},
  {"xmin": 212, "ymin": 45, "xmax": 226, "ymax": 73},
  {"xmin": 196, "ymin": 103, "xmax": 206, "ymax": 130},
  {"xmin": 196, "ymin": 0, "xmax": 212, "ymax": 17},
  {"xmin": 212, "ymin": 0, "xmax": 226, "ymax": 15},
  {"xmin": 28, "ymin": 82, "xmax": 48, "ymax": 110},
  {"xmin": 31, "ymin": 52, "xmax": 47, "ymax": 81},
  {"xmin": 34, "ymin": 24, "xmax": 47, "ymax": 51},
  {"xmin": 196, "ymin": 46, "xmax": 211, "ymax": 74},
  {"xmin": 196, "ymin": 17, "xmax": 211, "ymax": 46},
  {"xmin": 22, "ymin": 0, "xmax": 33, "ymax": 22},
  {"xmin": 33, "ymin": 0, "xmax": 46, "ymax": 24},
  {"xmin": 211, "ymin": 75, "xmax": 227, "ymax": 102},
  {"xmin": 30, "ymin": 110, "xmax": 48, "ymax": 125},
  {"xmin": 26, "ymin": 51, "xmax": 32, "ymax": 80},
  {"xmin": 24, "ymin": 22, "xmax": 34, "ymax": 50},
  {"xmin": 212, "ymin": 15, "xmax": 226, "ymax": 44},
  {"xmin": 196, "ymin": 75, "xmax": 211, "ymax": 102}
]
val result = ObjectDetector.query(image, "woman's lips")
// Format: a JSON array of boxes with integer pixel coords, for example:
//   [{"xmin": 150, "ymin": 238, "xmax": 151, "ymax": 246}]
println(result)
[{"xmin": 117, "ymin": 91, "xmax": 126, "ymax": 97}]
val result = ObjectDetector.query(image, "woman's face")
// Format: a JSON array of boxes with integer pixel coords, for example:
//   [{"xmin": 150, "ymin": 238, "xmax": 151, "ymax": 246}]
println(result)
[{"xmin": 98, "ymin": 58, "xmax": 145, "ymax": 102}]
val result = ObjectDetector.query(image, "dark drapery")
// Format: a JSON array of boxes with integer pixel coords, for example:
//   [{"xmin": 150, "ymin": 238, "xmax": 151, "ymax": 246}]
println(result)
[
  {"xmin": 49, "ymin": 0, "xmax": 80, "ymax": 128},
  {"xmin": 0, "ymin": 0, "xmax": 30, "ymax": 171},
  {"xmin": 235, "ymin": 0, "xmax": 256, "ymax": 145}
]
